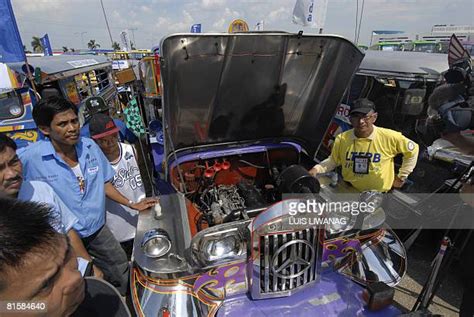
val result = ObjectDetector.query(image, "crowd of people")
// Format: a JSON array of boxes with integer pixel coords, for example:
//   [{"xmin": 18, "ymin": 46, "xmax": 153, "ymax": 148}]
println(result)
[
  {"xmin": 0, "ymin": 92, "xmax": 472, "ymax": 316},
  {"xmin": 0, "ymin": 96, "xmax": 157, "ymax": 316}
]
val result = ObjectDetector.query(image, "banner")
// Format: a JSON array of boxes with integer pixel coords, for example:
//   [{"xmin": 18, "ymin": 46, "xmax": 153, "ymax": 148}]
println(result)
[
  {"xmin": 228, "ymin": 19, "xmax": 249, "ymax": 33},
  {"xmin": 0, "ymin": 62, "xmax": 21, "ymax": 92},
  {"xmin": 292, "ymin": 0, "xmax": 328, "ymax": 29},
  {"xmin": 120, "ymin": 30, "xmax": 130, "ymax": 52},
  {"xmin": 190, "ymin": 24, "xmax": 201, "ymax": 33},
  {"xmin": 40, "ymin": 34, "xmax": 53, "ymax": 56},
  {"xmin": 255, "ymin": 20, "xmax": 264, "ymax": 31},
  {"xmin": 0, "ymin": 0, "xmax": 26, "ymax": 63}
]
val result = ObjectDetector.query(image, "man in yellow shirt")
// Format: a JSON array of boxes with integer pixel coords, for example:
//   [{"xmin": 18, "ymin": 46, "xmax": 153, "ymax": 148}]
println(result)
[{"xmin": 310, "ymin": 99, "xmax": 419, "ymax": 192}]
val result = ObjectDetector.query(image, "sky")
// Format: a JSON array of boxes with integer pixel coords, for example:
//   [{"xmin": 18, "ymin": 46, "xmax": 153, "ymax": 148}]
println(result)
[{"xmin": 11, "ymin": 0, "xmax": 474, "ymax": 51}]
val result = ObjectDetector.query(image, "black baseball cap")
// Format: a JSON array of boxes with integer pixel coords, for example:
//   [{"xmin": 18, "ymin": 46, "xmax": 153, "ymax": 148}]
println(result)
[
  {"xmin": 85, "ymin": 96, "xmax": 109, "ymax": 117},
  {"xmin": 350, "ymin": 98, "xmax": 376, "ymax": 115},
  {"xmin": 89, "ymin": 113, "xmax": 119, "ymax": 139}
]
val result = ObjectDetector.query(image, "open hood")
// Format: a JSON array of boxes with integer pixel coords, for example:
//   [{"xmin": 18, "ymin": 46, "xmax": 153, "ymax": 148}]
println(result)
[{"xmin": 160, "ymin": 32, "xmax": 364, "ymax": 155}]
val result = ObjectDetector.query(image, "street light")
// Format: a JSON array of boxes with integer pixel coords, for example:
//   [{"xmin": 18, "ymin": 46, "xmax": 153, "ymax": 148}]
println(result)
[
  {"xmin": 74, "ymin": 31, "xmax": 88, "ymax": 49},
  {"xmin": 129, "ymin": 27, "xmax": 138, "ymax": 47}
]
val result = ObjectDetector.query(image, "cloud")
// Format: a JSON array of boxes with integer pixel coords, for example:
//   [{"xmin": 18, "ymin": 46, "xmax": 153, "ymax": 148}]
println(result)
[
  {"xmin": 213, "ymin": 18, "xmax": 226, "ymax": 29},
  {"xmin": 201, "ymin": 0, "xmax": 226, "ymax": 9},
  {"xmin": 140, "ymin": 5, "xmax": 152, "ymax": 12},
  {"xmin": 266, "ymin": 6, "xmax": 289, "ymax": 24},
  {"xmin": 10, "ymin": 0, "xmax": 474, "ymax": 50},
  {"xmin": 182, "ymin": 9, "xmax": 194, "ymax": 23},
  {"xmin": 13, "ymin": 0, "xmax": 62, "ymax": 14}
]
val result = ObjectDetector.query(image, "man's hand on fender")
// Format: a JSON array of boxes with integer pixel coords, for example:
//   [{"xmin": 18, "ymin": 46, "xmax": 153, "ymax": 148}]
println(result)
[
  {"xmin": 93, "ymin": 264, "xmax": 104, "ymax": 279},
  {"xmin": 130, "ymin": 197, "xmax": 159, "ymax": 211},
  {"xmin": 392, "ymin": 176, "xmax": 405, "ymax": 189},
  {"xmin": 309, "ymin": 167, "xmax": 319, "ymax": 177}
]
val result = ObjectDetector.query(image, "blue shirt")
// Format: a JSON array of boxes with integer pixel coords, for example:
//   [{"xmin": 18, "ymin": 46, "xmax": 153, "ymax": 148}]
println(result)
[
  {"xmin": 18, "ymin": 180, "xmax": 78, "ymax": 233},
  {"xmin": 19, "ymin": 138, "xmax": 115, "ymax": 238},
  {"xmin": 80, "ymin": 118, "xmax": 137, "ymax": 144}
]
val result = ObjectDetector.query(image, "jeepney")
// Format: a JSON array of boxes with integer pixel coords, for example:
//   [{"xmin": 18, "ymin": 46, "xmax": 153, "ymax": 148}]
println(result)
[
  {"xmin": 0, "ymin": 63, "xmax": 38, "ymax": 147},
  {"xmin": 372, "ymin": 42, "xmax": 405, "ymax": 51},
  {"xmin": 410, "ymin": 40, "xmax": 448, "ymax": 53},
  {"xmin": 6, "ymin": 55, "xmax": 118, "ymax": 140},
  {"xmin": 132, "ymin": 33, "xmax": 406, "ymax": 316},
  {"xmin": 320, "ymin": 50, "xmax": 448, "ymax": 158}
]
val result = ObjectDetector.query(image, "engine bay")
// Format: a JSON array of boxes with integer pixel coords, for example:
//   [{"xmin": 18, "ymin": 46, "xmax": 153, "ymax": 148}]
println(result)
[{"xmin": 169, "ymin": 145, "xmax": 320, "ymax": 233}]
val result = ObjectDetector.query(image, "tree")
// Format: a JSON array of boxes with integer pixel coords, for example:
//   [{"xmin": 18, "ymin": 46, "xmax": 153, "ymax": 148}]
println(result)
[
  {"xmin": 62, "ymin": 46, "xmax": 69, "ymax": 52},
  {"xmin": 71, "ymin": 48, "xmax": 75, "ymax": 52},
  {"xmin": 130, "ymin": 42, "xmax": 136, "ymax": 50},
  {"xmin": 87, "ymin": 39, "xmax": 100, "ymax": 50},
  {"xmin": 112, "ymin": 41, "xmax": 120, "ymax": 51},
  {"xmin": 31, "ymin": 36, "xmax": 44, "ymax": 53}
]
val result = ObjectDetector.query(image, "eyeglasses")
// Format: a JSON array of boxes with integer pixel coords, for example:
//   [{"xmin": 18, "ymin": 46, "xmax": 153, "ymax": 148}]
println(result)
[{"xmin": 349, "ymin": 113, "xmax": 375, "ymax": 122}]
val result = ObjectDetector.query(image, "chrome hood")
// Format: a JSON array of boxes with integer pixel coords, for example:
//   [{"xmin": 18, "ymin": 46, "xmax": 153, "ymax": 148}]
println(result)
[{"xmin": 160, "ymin": 32, "xmax": 364, "ymax": 155}]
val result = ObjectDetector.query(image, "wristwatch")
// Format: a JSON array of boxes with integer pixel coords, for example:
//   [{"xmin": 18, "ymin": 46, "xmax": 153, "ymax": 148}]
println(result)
[{"xmin": 127, "ymin": 200, "xmax": 134, "ymax": 207}]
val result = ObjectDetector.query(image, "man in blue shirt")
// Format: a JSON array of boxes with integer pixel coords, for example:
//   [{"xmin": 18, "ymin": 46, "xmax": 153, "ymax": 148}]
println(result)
[
  {"xmin": 20, "ymin": 96, "xmax": 156, "ymax": 295},
  {"xmin": 0, "ymin": 133, "xmax": 100, "ymax": 275},
  {"xmin": 0, "ymin": 134, "xmax": 76, "ymax": 232},
  {"xmin": 79, "ymin": 96, "xmax": 137, "ymax": 143},
  {"xmin": 0, "ymin": 198, "xmax": 86, "ymax": 317}
]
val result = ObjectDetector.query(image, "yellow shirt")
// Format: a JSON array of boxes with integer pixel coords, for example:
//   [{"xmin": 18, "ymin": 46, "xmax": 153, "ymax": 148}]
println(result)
[{"xmin": 330, "ymin": 126, "xmax": 419, "ymax": 192}]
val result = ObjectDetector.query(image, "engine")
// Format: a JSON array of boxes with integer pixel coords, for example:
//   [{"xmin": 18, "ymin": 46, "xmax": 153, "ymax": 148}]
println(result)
[{"xmin": 169, "ymin": 146, "xmax": 320, "ymax": 231}]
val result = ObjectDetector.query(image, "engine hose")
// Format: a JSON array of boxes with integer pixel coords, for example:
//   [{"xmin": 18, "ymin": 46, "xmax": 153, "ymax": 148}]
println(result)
[{"xmin": 238, "ymin": 159, "xmax": 266, "ymax": 169}]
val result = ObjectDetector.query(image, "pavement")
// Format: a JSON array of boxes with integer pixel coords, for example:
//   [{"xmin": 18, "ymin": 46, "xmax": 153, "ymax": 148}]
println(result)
[{"xmin": 394, "ymin": 234, "xmax": 463, "ymax": 316}]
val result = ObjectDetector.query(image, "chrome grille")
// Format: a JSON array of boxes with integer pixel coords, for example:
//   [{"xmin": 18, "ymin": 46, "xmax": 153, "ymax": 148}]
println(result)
[{"xmin": 258, "ymin": 228, "xmax": 321, "ymax": 296}]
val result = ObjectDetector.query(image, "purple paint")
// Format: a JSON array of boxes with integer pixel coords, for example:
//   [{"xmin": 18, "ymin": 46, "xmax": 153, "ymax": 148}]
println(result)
[{"xmin": 216, "ymin": 271, "xmax": 400, "ymax": 317}]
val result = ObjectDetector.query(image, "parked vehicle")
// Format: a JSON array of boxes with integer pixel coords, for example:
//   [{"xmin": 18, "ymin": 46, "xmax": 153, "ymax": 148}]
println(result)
[
  {"xmin": 320, "ymin": 50, "xmax": 448, "ymax": 160},
  {"xmin": 133, "ymin": 32, "xmax": 405, "ymax": 316},
  {"xmin": 0, "ymin": 63, "xmax": 38, "ymax": 147},
  {"xmin": 409, "ymin": 40, "xmax": 448, "ymax": 53},
  {"xmin": 372, "ymin": 41, "xmax": 405, "ymax": 51},
  {"xmin": 8, "ymin": 55, "xmax": 118, "ymax": 128}
]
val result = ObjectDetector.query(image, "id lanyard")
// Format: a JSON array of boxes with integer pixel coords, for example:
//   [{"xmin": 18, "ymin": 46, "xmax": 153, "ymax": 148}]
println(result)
[{"xmin": 352, "ymin": 139, "xmax": 373, "ymax": 175}]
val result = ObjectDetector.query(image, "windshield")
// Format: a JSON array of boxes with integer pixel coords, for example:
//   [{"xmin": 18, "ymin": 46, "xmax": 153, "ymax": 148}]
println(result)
[
  {"xmin": 381, "ymin": 45, "xmax": 401, "ymax": 51},
  {"xmin": 464, "ymin": 44, "xmax": 474, "ymax": 55},
  {"xmin": 414, "ymin": 43, "xmax": 437, "ymax": 53}
]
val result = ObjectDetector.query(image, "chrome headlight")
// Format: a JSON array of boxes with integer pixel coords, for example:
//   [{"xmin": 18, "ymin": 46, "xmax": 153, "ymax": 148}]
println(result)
[
  {"xmin": 359, "ymin": 191, "xmax": 385, "ymax": 230},
  {"xmin": 141, "ymin": 228, "xmax": 171, "ymax": 258},
  {"xmin": 191, "ymin": 221, "xmax": 250, "ymax": 268},
  {"xmin": 360, "ymin": 191, "xmax": 384, "ymax": 210}
]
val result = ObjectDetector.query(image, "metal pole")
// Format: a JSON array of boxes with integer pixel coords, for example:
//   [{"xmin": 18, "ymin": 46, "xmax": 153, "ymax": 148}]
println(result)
[
  {"xmin": 99, "ymin": 0, "xmax": 114, "ymax": 46},
  {"xmin": 74, "ymin": 31, "xmax": 87, "ymax": 49},
  {"xmin": 81, "ymin": 32, "xmax": 87, "ymax": 49},
  {"xmin": 129, "ymin": 27, "xmax": 137, "ymax": 47}
]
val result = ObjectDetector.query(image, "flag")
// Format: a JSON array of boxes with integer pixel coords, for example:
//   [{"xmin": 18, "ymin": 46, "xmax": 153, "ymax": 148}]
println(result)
[
  {"xmin": 124, "ymin": 98, "xmax": 146, "ymax": 137},
  {"xmin": 0, "ymin": 0, "xmax": 26, "ymax": 63},
  {"xmin": 292, "ymin": 0, "xmax": 328, "ymax": 29},
  {"xmin": 255, "ymin": 20, "xmax": 264, "ymax": 31},
  {"xmin": 191, "ymin": 24, "xmax": 202, "ymax": 33},
  {"xmin": 120, "ymin": 31, "xmax": 130, "ymax": 52},
  {"xmin": 448, "ymin": 34, "xmax": 470, "ymax": 67},
  {"xmin": 40, "ymin": 34, "xmax": 53, "ymax": 56}
]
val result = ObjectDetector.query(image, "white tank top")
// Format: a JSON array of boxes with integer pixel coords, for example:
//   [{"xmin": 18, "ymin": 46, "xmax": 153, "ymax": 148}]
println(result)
[{"xmin": 105, "ymin": 143, "xmax": 145, "ymax": 242}]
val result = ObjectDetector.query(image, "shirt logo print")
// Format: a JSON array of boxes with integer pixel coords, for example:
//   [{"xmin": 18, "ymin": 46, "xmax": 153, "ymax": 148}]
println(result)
[{"xmin": 77, "ymin": 176, "xmax": 86, "ymax": 193}]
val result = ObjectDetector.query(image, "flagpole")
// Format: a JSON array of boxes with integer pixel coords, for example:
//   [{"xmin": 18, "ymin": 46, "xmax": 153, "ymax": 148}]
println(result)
[
  {"xmin": 99, "ymin": 0, "xmax": 114, "ymax": 47},
  {"xmin": 24, "ymin": 58, "xmax": 38, "ymax": 95}
]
